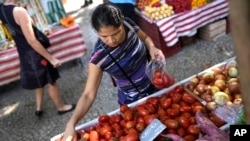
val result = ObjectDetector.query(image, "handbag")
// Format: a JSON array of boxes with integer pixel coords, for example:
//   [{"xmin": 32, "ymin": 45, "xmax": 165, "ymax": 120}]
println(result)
[{"xmin": 0, "ymin": 4, "xmax": 51, "ymax": 48}]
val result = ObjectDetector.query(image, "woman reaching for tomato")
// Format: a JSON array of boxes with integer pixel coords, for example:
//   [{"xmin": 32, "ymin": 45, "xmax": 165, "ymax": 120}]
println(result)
[{"xmin": 62, "ymin": 3, "xmax": 165, "ymax": 141}]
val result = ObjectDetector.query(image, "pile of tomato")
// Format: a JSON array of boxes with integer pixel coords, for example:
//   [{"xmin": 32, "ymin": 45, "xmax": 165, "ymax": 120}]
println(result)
[
  {"xmin": 151, "ymin": 70, "xmax": 175, "ymax": 89},
  {"xmin": 56, "ymin": 85, "xmax": 226, "ymax": 141}
]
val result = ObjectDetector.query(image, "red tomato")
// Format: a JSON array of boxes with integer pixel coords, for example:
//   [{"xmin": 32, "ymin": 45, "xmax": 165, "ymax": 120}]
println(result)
[
  {"xmin": 157, "ymin": 107, "xmax": 167, "ymax": 117},
  {"xmin": 171, "ymin": 92, "xmax": 183, "ymax": 103},
  {"xmin": 209, "ymin": 114, "xmax": 226, "ymax": 127},
  {"xmin": 113, "ymin": 130, "xmax": 125, "ymax": 138},
  {"xmin": 178, "ymin": 116, "xmax": 190, "ymax": 128},
  {"xmin": 124, "ymin": 133, "xmax": 139, "ymax": 141},
  {"xmin": 98, "ymin": 114, "xmax": 110, "ymax": 123},
  {"xmin": 171, "ymin": 103, "xmax": 180, "ymax": 109},
  {"xmin": 183, "ymin": 134, "xmax": 196, "ymax": 141},
  {"xmin": 125, "ymin": 121, "xmax": 136, "ymax": 129},
  {"xmin": 144, "ymin": 114, "xmax": 156, "ymax": 125},
  {"xmin": 120, "ymin": 104, "xmax": 129, "ymax": 113},
  {"xmin": 145, "ymin": 103, "xmax": 156, "ymax": 114},
  {"xmin": 164, "ymin": 119, "xmax": 178, "ymax": 129},
  {"xmin": 179, "ymin": 100, "xmax": 189, "ymax": 107},
  {"xmin": 112, "ymin": 123, "xmax": 121, "ymax": 131},
  {"xmin": 135, "ymin": 122, "xmax": 146, "ymax": 132},
  {"xmin": 135, "ymin": 116, "xmax": 145, "ymax": 123},
  {"xmin": 174, "ymin": 85, "xmax": 184, "ymax": 93},
  {"xmin": 89, "ymin": 130, "xmax": 99, "ymax": 141},
  {"xmin": 177, "ymin": 127, "xmax": 186, "ymax": 137},
  {"xmin": 179, "ymin": 106, "xmax": 192, "ymax": 113},
  {"xmin": 153, "ymin": 71, "xmax": 162, "ymax": 78},
  {"xmin": 192, "ymin": 105, "xmax": 204, "ymax": 114},
  {"xmin": 181, "ymin": 112, "xmax": 192, "ymax": 119},
  {"xmin": 104, "ymin": 131, "xmax": 113, "ymax": 140},
  {"xmin": 136, "ymin": 106, "xmax": 150, "ymax": 117},
  {"xmin": 162, "ymin": 72, "xmax": 171, "ymax": 87},
  {"xmin": 123, "ymin": 110, "xmax": 134, "ymax": 121},
  {"xmin": 99, "ymin": 125, "xmax": 112, "ymax": 136},
  {"xmin": 189, "ymin": 116, "xmax": 196, "ymax": 124},
  {"xmin": 166, "ymin": 108, "xmax": 180, "ymax": 118},
  {"xmin": 187, "ymin": 125, "xmax": 201, "ymax": 135},
  {"xmin": 182, "ymin": 93, "xmax": 196, "ymax": 104},
  {"xmin": 146, "ymin": 97, "xmax": 159, "ymax": 107},
  {"xmin": 110, "ymin": 114, "xmax": 122, "ymax": 123},
  {"xmin": 160, "ymin": 98, "xmax": 172, "ymax": 109}
]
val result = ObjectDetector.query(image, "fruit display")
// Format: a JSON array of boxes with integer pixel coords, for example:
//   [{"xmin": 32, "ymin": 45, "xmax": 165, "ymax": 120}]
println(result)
[
  {"xmin": 144, "ymin": 3, "xmax": 174, "ymax": 20},
  {"xmin": 165, "ymin": 0, "xmax": 192, "ymax": 13},
  {"xmin": 136, "ymin": 0, "xmax": 151, "ymax": 11},
  {"xmin": 191, "ymin": 0, "xmax": 207, "ymax": 9},
  {"xmin": 55, "ymin": 84, "xmax": 229, "ymax": 141},
  {"xmin": 185, "ymin": 58, "xmax": 242, "ymax": 110}
]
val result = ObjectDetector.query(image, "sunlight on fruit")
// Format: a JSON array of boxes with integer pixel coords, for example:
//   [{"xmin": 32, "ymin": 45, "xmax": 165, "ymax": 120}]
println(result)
[{"xmin": 0, "ymin": 102, "xmax": 19, "ymax": 118}]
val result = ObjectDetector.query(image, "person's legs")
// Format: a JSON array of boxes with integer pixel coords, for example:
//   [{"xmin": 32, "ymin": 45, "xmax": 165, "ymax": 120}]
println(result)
[
  {"xmin": 47, "ymin": 83, "xmax": 73, "ymax": 112},
  {"xmin": 35, "ymin": 88, "xmax": 45, "ymax": 111}
]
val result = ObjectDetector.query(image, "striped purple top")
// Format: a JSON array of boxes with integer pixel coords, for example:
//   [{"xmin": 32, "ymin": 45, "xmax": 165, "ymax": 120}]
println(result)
[{"xmin": 89, "ymin": 18, "xmax": 152, "ymax": 104}]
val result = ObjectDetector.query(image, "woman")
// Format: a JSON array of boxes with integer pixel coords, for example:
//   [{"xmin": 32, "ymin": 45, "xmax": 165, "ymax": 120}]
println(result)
[
  {"xmin": 0, "ymin": 0, "xmax": 75, "ymax": 116},
  {"xmin": 62, "ymin": 4, "xmax": 165, "ymax": 140}
]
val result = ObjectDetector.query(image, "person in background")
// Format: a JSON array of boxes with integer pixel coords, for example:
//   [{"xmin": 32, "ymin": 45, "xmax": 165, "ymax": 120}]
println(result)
[
  {"xmin": 0, "ymin": 0, "xmax": 76, "ymax": 117},
  {"xmin": 81, "ymin": 0, "xmax": 93, "ymax": 8},
  {"xmin": 62, "ymin": 4, "xmax": 165, "ymax": 141},
  {"xmin": 103, "ymin": 0, "xmax": 137, "ymax": 23}
]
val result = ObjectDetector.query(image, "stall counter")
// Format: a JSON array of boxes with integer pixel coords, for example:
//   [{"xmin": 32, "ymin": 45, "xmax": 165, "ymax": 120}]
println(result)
[{"xmin": 0, "ymin": 24, "xmax": 87, "ymax": 86}]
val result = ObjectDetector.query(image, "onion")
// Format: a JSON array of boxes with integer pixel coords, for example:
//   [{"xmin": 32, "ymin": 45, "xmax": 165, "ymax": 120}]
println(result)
[
  {"xmin": 203, "ymin": 94, "xmax": 213, "ymax": 102},
  {"xmin": 214, "ymin": 79, "xmax": 226, "ymax": 91},
  {"xmin": 228, "ymin": 78, "xmax": 238, "ymax": 83},
  {"xmin": 214, "ymin": 74, "xmax": 226, "ymax": 81},
  {"xmin": 234, "ymin": 94, "xmax": 242, "ymax": 99},
  {"xmin": 228, "ymin": 67, "xmax": 238, "ymax": 77},
  {"xmin": 233, "ymin": 98, "xmax": 243, "ymax": 105},
  {"xmin": 189, "ymin": 77, "xmax": 199, "ymax": 86},
  {"xmin": 212, "ymin": 67, "xmax": 223, "ymax": 75},
  {"xmin": 196, "ymin": 83, "xmax": 207, "ymax": 94},
  {"xmin": 203, "ymin": 71, "xmax": 214, "ymax": 84},
  {"xmin": 205, "ymin": 101, "xmax": 218, "ymax": 111},
  {"xmin": 211, "ymin": 86, "xmax": 220, "ymax": 95},
  {"xmin": 228, "ymin": 81, "xmax": 240, "ymax": 94}
]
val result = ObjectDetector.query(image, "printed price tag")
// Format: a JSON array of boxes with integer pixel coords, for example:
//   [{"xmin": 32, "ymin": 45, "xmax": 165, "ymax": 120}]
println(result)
[
  {"xmin": 140, "ymin": 119, "xmax": 166, "ymax": 141},
  {"xmin": 230, "ymin": 125, "xmax": 250, "ymax": 141}
]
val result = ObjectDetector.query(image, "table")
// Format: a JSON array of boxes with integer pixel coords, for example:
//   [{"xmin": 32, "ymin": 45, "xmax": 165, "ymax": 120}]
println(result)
[
  {"xmin": 138, "ymin": 0, "xmax": 229, "ymax": 47},
  {"xmin": 0, "ymin": 25, "xmax": 87, "ymax": 86}
]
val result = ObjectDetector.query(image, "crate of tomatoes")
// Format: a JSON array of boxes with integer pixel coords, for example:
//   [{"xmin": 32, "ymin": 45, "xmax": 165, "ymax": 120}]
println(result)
[{"xmin": 51, "ymin": 58, "xmax": 241, "ymax": 141}]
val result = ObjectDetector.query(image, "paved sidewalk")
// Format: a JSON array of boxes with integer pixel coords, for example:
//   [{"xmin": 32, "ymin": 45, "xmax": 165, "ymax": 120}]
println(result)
[{"xmin": 0, "ymin": 1, "xmax": 235, "ymax": 141}]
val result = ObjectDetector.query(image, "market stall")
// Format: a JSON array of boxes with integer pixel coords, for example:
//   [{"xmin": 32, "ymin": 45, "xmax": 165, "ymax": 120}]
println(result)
[
  {"xmin": 136, "ymin": 0, "xmax": 229, "ymax": 57},
  {"xmin": 0, "ymin": 25, "xmax": 87, "ymax": 86}
]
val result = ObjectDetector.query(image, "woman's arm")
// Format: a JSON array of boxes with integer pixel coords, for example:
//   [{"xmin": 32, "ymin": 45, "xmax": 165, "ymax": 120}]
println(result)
[
  {"xmin": 13, "ymin": 7, "xmax": 60, "ymax": 67},
  {"xmin": 137, "ymin": 29, "xmax": 165, "ymax": 61},
  {"xmin": 63, "ymin": 63, "xmax": 103, "ymax": 141}
]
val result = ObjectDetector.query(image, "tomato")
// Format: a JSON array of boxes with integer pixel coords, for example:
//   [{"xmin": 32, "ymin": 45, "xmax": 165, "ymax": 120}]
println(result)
[
  {"xmin": 187, "ymin": 125, "xmax": 201, "ymax": 135},
  {"xmin": 209, "ymin": 114, "xmax": 226, "ymax": 127},
  {"xmin": 192, "ymin": 105, "xmax": 204, "ymax": 114},
  {"xmin": 157, "ymin": 107, "xmax": 167, "ymax": 117},
  {"xmin": 125, "ymin": 121, "xmax": 136, "ymax": 129},
  {"xmin": 166, "ymin": 108, "xmax": 180, "ymax": 118},
  {"xmin": 144, "ymin": 114, "xmax": 156, "ymax": 125},
  {"xmin": 171, "ymin": 103, "xmax": 180, "ymax": 109},
  {"xmin": 112, "ymin": 123, "xmax": 121, "ymax": 131},
  {"xmin": 135, "ymin": 122, "xmax": 146, "ymax": 132},
  {"xmin": 181, "ymin": 112, "xmax": 192, "ymax": 119},
  {"xmin": 177, "ymin": 127, "xmax": 186, "ymax": 137},
  {"xmin": 183, "ymin": 134, "xmax": 196, "ymax": 141},
  {"xmin": 171, "ymin": 92, "xmax": 183, "ymax": 103},
  {"xmin": 192, "ymin": 101, "xmax": 203, "ymax": 107},
  {"xmin": 179, "ymin": 106, "xmax": 192, "ymax": 113},
  {"xmin": 99, "ymin": 125, "xmax": 112, "ymax": 136},
  {"xmin": 146, "ymin": 97, "xmax": 159, "ymax": 107},
  {"xmin": 104, "ymin": 131, "xmax": 113, "ymax": 140},
  {"xmin": 166, "ymin": 129, "xmax": 177, "ymax": 134},
  {"xmin": 145, "ymin": 103, "xmax": 156, "ymax": 114},
  {"xmin": 153, "ymin": 71, "xmax": 162, "ymax": 79},
  {"xmin": 120, "ymin": 119, "xmax": 126, "ymax": 127},
  {"xmin": 135, "ymin": 116, "xmax": 145, "ymax": 123},
  {"xmin": 160, "ymin": 98, "xmax": 172, "ymax": 109},
  {"xmin": 164, "ymin": 119, "xmax": 178, "ymax": 129},
  {"xmin": 124, "ymin": 133, "xmax": 139, "ymax": 141},
  {"xmin": 182, "ymin": 93, "xmax": 196, "ymax": 104},
  {"xmin": 113, "ymin": 130, "xmax": 125, "ymax": 138},
  {"xmin": 174, "ymin": 85, "xmax": 184, "ymax": 93},
  {"xmin": 110, "ymin": 114, "xmax": 122, "ymax": 123},
  {"xmin": 188, "ymin": 116, "xmax": 196, "ymax": 124},
  {"xmin": 179, "ymin": 100, "xmax": 189, "ymax": 107},
  {"xmin": 120, "ymin": 104, "xmax": 129, "ymax": 113},
  {"xmin": 123, "ymin": 110, "xmax": 134, "ymax": 121},
  {"xmin": 137, "ymin": 107, "xmax": 150, "ymax": 117},
  {"xmin": 128, "ymin": 128, "xmax": 139, "ymax": 136},
  {"xmin": 89, "ymin": 130, "xmax": 99, "ymax": 141},
  {"xmin": 162, "ymin": 72, "xmax": 171, "ymax": 87},
  {"xmin": 178, "ymin": 116, "xmax": 190, "ymax": 128},
  {"xmin": 98, "ymin": 114, "xmax": 110, "ymax": 123}
]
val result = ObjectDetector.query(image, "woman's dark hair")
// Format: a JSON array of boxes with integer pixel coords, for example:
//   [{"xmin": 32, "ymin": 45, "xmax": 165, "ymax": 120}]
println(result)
[{"xmin": 91, "ymin": 4, "xmax": 123, "ymax": 32}]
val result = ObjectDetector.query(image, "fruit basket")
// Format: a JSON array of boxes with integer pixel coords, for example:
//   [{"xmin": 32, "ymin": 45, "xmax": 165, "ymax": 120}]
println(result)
[{"xmin": 51, "ymin": 57, "xmax": 237, "ymax": 141}]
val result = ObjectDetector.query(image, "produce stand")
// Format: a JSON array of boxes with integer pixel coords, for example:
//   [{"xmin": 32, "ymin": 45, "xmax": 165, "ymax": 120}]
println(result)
[
  {"xmin": 0, "ymin": 25, "xmax": 87, "ymax": 86},
  {"xmin": 50, "ymin": 57, "xmax": 238, "ymax": 141},
  {"xmin": 136, "ymin": 0, "xmax": 229, "ymax": 57}
]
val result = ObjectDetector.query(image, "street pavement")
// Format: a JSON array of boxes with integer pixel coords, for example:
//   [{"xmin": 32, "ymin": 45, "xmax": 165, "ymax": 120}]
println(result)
[{"xmin": 0, "ymin": 1, "xmax": 235, "ymax": 141}]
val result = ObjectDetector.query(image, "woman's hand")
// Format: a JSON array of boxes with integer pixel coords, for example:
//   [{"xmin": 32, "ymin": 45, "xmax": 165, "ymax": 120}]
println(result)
[
  {"xmin": 50, "ymin": 57, "xmax": 61, "ymax": 68},
  {"xmin": 149, "ymin": 47, "xmax": 166, "ymax": 62},
  {"xmin": 62, "ymin": 124, "xmax": 77, "ymax": 141}
]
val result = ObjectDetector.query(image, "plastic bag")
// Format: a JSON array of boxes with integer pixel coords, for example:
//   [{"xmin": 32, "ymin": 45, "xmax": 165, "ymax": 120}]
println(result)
[{"xmin": 146, "ymin": 60, "xmax": 175, "ymax": 89}]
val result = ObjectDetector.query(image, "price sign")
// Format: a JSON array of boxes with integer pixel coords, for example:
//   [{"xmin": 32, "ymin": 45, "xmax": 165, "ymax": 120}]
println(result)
[{"xmin": 140, "ymin": 119, "xmax": 166, "ymax": 141}]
